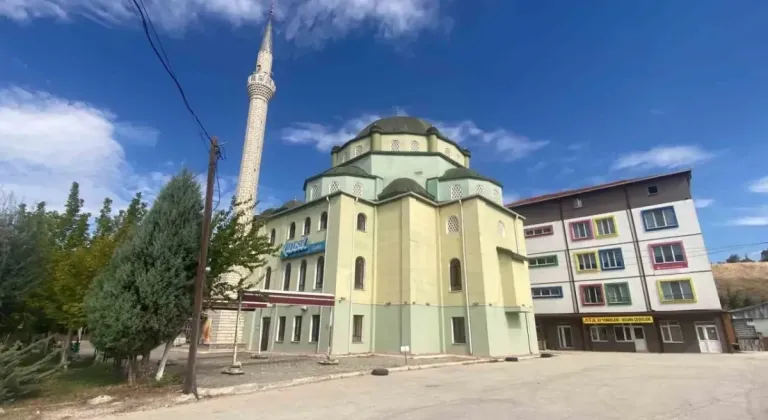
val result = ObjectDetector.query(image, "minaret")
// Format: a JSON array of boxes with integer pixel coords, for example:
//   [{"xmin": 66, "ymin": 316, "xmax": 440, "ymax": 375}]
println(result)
[{"xmin": 235, "ymin": 10, "xmax": 276, "ymax": 211}]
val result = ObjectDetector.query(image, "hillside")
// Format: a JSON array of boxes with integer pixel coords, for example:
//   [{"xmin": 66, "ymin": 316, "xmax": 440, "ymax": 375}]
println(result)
[{"xmin": 712, "ymin": 262, "xmax": 768, "ymax": 308}]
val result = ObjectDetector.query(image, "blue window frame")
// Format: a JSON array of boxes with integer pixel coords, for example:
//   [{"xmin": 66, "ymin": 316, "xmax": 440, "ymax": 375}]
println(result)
[
  {"xmin": 532, "ymin": 286, "xmax": 563, "ymax": 299},
  {"xmin": 641, "ymin": 206, "xmax": 678, "ymax": 231},
  {"xmin": 598, "ymin": 248, "xmax": 625, "ymax": 270}
]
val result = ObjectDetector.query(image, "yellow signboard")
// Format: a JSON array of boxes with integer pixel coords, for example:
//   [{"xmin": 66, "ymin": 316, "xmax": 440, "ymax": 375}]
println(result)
[{"xmin": 582, "ymin": 316, "xmax": 654, "ymax": 325}]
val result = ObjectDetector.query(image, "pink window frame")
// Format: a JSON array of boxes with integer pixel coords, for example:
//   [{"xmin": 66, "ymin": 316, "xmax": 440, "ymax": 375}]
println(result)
[
  {"xmin": 579, "ymin": 283, "xmax": 605, "ymax": 306},
  {"xmin": 569, "ymin": 219, "xmax": 593, "ymax": 241},
  {"xmin": 648, "ymin": 241, "xmax": 688, "ymax": 270},
  {"xmin": 524, "ymin": 224, "xmax": 554, "ymax": 238}
]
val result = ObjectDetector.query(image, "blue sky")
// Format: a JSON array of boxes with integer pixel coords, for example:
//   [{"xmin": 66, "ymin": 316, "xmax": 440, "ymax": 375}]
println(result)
[{"xmin": 1, "ymin": 0, "xmax": 767, "ymax": 260}]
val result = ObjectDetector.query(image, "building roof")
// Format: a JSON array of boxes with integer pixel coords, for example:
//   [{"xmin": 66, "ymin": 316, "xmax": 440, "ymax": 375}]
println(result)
[
  {"xmin": 357, "ymin": 116, "xmax": 433, "ymax": 137},
  {"xmin": 505, "ymin": 169, "xmax": 692, "ymax": 207},
  {"xmin": 378, "ymin": 178, "xmax": 434, "ymax": 201},
  {"xmin": 438, "ymin": 167, "xmax": 502, "ymax": 187}
]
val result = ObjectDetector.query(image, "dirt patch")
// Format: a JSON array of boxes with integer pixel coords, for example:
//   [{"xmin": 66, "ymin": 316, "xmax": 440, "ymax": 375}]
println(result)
[{"xmin": 713, "ymin": 262, "xmax": 768, "ymax": 305}]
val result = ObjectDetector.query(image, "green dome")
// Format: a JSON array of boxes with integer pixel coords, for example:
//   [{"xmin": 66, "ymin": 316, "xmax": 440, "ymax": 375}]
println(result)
[
  {"xmin": 357, "ymin": 116, "xmax": 434, "ymax": 137},
  {"xmin": 322, "ymin": 165, "xmax": 369, "ymax": 177},
  {"xmin": 439, "ymin": 167, "xmax": 502, "ymax": 187},
  {"xmin": 379, "ymin": 178, "xmax": 434, "ymax": 201}
]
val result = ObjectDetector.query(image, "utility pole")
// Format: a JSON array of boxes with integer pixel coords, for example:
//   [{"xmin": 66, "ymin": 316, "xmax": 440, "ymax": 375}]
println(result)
[{"xmin": 183, "ymin": 136, "xmax": 219, "ymax": 396}]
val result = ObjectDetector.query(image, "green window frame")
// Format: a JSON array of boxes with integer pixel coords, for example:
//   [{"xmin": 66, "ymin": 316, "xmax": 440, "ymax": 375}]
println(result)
[
  {"xmin": 529, "ymin": 255, "xmax": 558, "ymax": 268},
  {"xmin": 605, "ymin": 282, "xmax": 631, "ymax": 305}
]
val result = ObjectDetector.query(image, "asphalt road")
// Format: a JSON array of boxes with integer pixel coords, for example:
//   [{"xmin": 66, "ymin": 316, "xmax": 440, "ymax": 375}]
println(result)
[{"xmin": 100, "ymin": 351, "xmax": 768, "ymax": 420}]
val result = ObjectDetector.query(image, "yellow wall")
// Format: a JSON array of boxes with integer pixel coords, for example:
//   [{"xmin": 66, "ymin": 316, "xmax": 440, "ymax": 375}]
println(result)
[
  {"xmin": 408, "ymin": 199, "xmax": 440, "ymax": 305},
  {"xmin": 373, "ymin": 200, "xmax": 404, "ymax": 304}
]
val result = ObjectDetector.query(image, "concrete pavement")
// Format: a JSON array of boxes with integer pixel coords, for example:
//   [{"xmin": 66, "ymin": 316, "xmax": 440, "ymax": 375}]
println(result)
[{"xmin": 99, "ymin": 352, "xmax": 768, "ymax": 420}]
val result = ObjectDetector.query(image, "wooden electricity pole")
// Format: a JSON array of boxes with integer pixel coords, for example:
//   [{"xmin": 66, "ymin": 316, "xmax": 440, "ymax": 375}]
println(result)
[{"xmin": 183, "ymin": 136, "xmax": 219, "ymax": 396}]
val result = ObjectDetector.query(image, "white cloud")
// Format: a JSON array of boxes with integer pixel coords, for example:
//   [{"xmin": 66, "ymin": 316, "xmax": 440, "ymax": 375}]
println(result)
[
  {"xmin": 282, "ymin": 114, "xmax": 549, "ymax": 161},
  {"xmin": 1, "ymin": 0, "xmax": 444, "ymax": 42},
  {"xmin": 611, "ymin": 145, "xmax": 714, "ymax": 171},
  {"xmin": 0, "ymin": 86, "xmax": 164, "ymax": 213},
  {"xmin": 727, "ymin": 206, "xmax": 768, "ymax": 226},
  {"xmin": 694, "ymin": 198, "xmax": 715, "ymax": 209},
  {"xmin": 747, "ymin": 176, "xmax": 768, "ymax": 193}
]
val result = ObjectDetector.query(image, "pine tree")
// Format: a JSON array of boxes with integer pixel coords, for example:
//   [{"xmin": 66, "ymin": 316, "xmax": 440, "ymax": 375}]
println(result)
[
  {"xmin": 86, "ymin": 171, "xmax": 202, "ymax": 383},
  {"xmin": 0, "ymin": 338, "xmax": 60, "ymax": 403}
]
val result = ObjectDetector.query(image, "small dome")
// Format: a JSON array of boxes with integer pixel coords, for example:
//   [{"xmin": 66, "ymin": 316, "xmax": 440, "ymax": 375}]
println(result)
[
  {"xmin": 278, "ymin": 199, "xmax": 304, "ymax": 211},
  {"xmin": 323, "ymin": 165, "xmax": 369, "ymax": 177},
  {"xmin": 439, "ymin": 167, "xmax": 502, "ymax": 187},
  {"xmin": 379, "ymin": 178, "xmax": 434, "ymax": 200},
  {"xmin": 357, "ymin": 116, "xmax": 433, "ymax": 137}
]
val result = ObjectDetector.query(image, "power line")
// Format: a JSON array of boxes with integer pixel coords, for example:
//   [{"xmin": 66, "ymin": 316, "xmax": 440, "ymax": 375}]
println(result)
[{"xmin": 130, "ymin": 0, "xmax": 215, "ymax": 145}]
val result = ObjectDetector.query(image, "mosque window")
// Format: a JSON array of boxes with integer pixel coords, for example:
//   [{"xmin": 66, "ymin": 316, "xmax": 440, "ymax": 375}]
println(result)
[
  {"xmin": 264, "ymin": 267, "xmax": 271, "ymax": 289},
  {"xmin": 341, "ymin": 152, "xmax": 348, "ymax": 163},
  {"xmin": 353, "ymin": 182, "xmax": 363, "ymax": 197},
  {"xmin": 493, "ymin": 189, "xmax": 500, "ymax": 202},
  {"xmin": 303, "ymin": 217, "xmax": 311, "ymax": 236},
  {"xmin": 391, "ymin": 139, "xmax": 400, "ymax": 151},
  {"xmin": 498, "ymin": 221, "xmax": 506, "ymax": 237},
  {"xmin": 354, "ymin": 257, "xmax": 366, "ymax": 289},
  {"xmin": 269, "ymin": 229, "xmax": 276, "ymax": 245},
  {"xmin": 475, "ymin": 184, "xmax": 484, "ymax": 195},
  {"xmin": 329, "ymin": 182, "xmax": 339, "ymax": 194},
  {"xmin": 288, "ymin": 222, "xmax": 296, "ymax": 239},
  {"xmin": 298, "ymin": 260, "xmax": 307, "ymax": 291},
  {"xmin": 447, "ymin": 215, "xmax": 460, "ymax": 234},
  {"xmin": 355, "ymin": 145, "xmax": 363, "ymax": 156},
  {"xmin": 315, "ymin": 256, "xmax": 325, "ymax": 289},
  {"xmin": 411, "ymin": 140, "xmax": 419, "ymax": 151},
  {"xmin": 449, "ymin": 259, "xmax": 462, "ymax": 291},
  {"xmin": 283, "ymin": 263, "xmax": 292, "ymax": 291},
  {"xmin": 445, "ymin": 148, "xmax": 451, "ymax": 158},
  {"xmin": 450, "ymin": 184, "xmax": 463, "ymax": 200},
  {"xmin": 357, "ymin": 213, "xmax": 367, "ymax": 232},
  {"xmin": 319, "ymin": 211, "xmax": 328, "ymax": 230},
  {"xmin": 309, "ymin": 185, "xmax": 319, "ymax": 200}
]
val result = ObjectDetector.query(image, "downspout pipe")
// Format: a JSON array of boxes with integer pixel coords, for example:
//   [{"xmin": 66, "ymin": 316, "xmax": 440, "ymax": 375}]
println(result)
[
  {"xmin": 459, "ymin": 199, "xmax": 473, "ymax": 355},
  {"xmin": 324, "ymin": 196, "xmax": 334, "ymax": 358}
]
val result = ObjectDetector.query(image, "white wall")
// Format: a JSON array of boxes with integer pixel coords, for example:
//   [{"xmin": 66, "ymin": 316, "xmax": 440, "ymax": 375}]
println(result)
[
  {"xmin": 531, "ymin": 282, "xmax": 575, "ymax": 314},
  {"xmin": 525, "ymin": 221, "xmax": 566, "ymax": 255},
  {"xmin": 528, "ymin": 250, "xmax": 569, "ymax": 285}
]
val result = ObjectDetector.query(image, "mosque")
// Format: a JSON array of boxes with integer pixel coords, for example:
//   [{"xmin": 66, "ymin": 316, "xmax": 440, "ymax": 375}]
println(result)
[{"xmin": 204, "ymin": 15, "xmax": 539, "ymax": 357}]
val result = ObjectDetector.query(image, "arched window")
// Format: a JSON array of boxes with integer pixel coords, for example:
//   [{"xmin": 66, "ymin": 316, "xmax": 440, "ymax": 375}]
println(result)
[
  {"xmin": 309, "ymin": 185, "xmax": 319, "ymax": 200},
  {"xmin": 445, "ymin": 148, "xmax": 451, "ymax": 158},
  {"xmin": 269, "ymin": 229, "xmax": 276, "ymax": 245},
  {"xmin": 315, "ymin": 256, "xmax": 325, "ymax": 289},
  {"xmin": 391, "ymin": 139, "xmax": 400, "ymax": 151},
  {"xmin": 264, "ymin": 267, "xmax": 271, "ymax": 289},
  {"xmin": 288, "ymin": 222, "xmax": 296, "ymax": 239},
  {"xmin": 447, "ymin": 215, "xmax": 460, "ymax": 234},
  {"xmin": 283, "ymin": 263, "xmax": 292, "ymax": 291},
  {"xmin": 356, "ymin": 213, "xmax": 367, "ymax": 231},
  {"xmin": 497, "ymin": 221, "xmax": 506, "ymax": 237},
  {"xmin": 411, "ymin": 140, "xmax": 419, "ymax": 151},
  {"xmin": 475, "ymin": 184, "xmax": 484, "ymax": 195},
  {"xmin": 298, "ymin": 260, "xmax": 307, "ymax": 291},
  {"xmin": 303, "ymin": 217, "xmax": 311, "ymax": 236},
  {"xmin": 449, "ymin": 259, "xmax": 462, "ymax": 291},
  {"xmin": 319, "ymin": 211, "xmax": 328, "ymax": 230},
  {"xmin": 353, "ymin": 182, "xmax": 363, "ymax": 197},
  {"xmin": 354, "ymin": 257, "xmax": 365, "ymax": 289},
  {"xmin": 355, "ymin": 145, "xmax": 363, "ymax": 156}
]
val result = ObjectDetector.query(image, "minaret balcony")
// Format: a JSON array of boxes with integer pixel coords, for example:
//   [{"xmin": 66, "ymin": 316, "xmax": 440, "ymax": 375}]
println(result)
[{"xmin": 248, "ymin": 73, "xmax": 276, "ymax": 90}]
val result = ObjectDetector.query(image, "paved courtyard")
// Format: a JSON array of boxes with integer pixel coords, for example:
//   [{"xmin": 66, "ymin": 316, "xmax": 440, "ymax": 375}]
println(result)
[{"xmin": 101, "ymin": 351, "xmax": 768, "ymax": 420}]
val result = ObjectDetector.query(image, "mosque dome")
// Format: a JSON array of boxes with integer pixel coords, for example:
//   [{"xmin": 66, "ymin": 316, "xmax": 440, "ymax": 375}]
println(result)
[{"xmin": 379, "ymin": 178, "xmax": 434, "ymax": 201}]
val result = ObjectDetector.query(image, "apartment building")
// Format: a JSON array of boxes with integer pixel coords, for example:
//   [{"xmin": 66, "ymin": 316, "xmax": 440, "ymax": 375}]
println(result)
[{"xmin": 507, "ymin": 170, "xmax": 729, "ymax": 354}]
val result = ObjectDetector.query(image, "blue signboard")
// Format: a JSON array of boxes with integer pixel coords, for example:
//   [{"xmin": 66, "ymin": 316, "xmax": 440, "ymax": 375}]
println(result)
[{"xmin": 281, "ymin": 237, "xmax": 326, "ymax": 259}]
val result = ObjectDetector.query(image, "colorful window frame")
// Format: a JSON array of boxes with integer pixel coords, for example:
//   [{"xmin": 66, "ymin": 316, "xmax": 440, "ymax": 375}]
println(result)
[
  {"xmin": 573, "ymin": 251, "xmax": 600, "ymax": 272},
  {"xmin": 604, "ymin": 282, "xmax": 631, "ymax": 305},
  {"xmin": 598, "ymin": 248, "xmax": 625, "ymax": 271},
  {"xmin": 641, "ymin": 206, "xmax": 679, "ymax": 231},
  {"xmin": 656, "ymin": 278, "xmax": 697, "ymax": 304},
  {"xmin": 529, "ymin": 255, "xmax": 558, "ymax": 268},
  {"xmin": 569, "ymin": 219, "xmax": 593, "ymax": 241},
  {"xmin": 593, "ymin": 215, "xmax": 618, "ymax": 238},
  {"xmin": 579, "ymin": 283, "xmax": 605, "ymax": 306},
  {"xmin": 649, "ymin": 241, "xmax": 688, "ymax": 270},
  {"xmin": 532, "ymin": 286, "xmax": 563, "ymax": 299},
  {"xmin": 524, "ymin": 225, "xmax": 554, "ymax": 238}
]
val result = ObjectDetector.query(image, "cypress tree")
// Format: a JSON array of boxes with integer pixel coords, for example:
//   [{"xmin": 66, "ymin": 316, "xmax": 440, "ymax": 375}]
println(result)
[{"xmin": 86, "ymin": 171, "xmax": 202, "ymax": 383}]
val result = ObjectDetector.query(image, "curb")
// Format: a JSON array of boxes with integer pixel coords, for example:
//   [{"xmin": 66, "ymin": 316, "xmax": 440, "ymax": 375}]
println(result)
[{"xmin": 194, "ymin": 354, "xmax": 540, "ymax": 401}]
